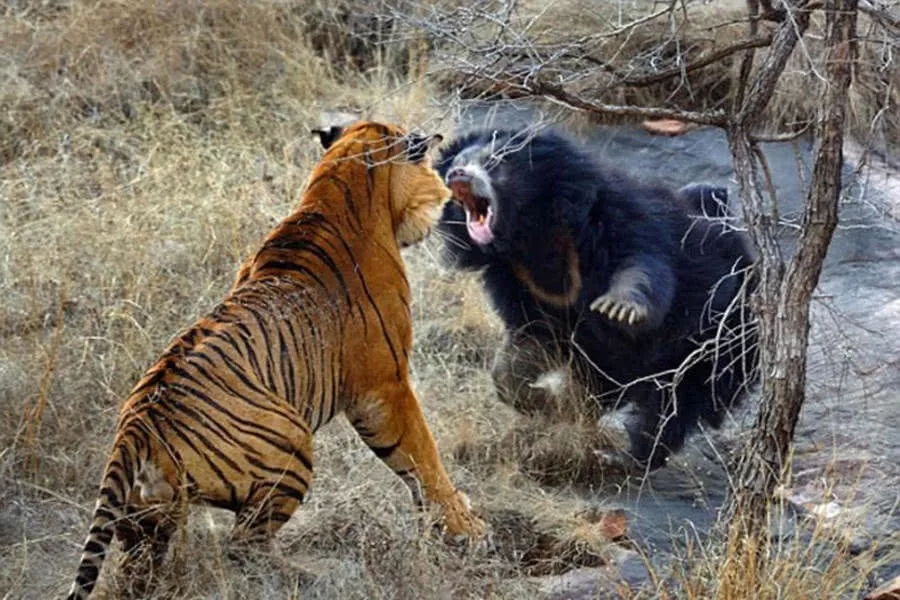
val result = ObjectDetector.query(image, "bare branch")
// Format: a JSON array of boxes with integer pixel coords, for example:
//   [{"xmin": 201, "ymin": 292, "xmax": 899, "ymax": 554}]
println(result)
[
  {"xmin": 785, "ymin": 0, "xmax": 857, "ymax": 305},
  {"xmin": 859, "ymin": 0, "xmax": 900, "ymax": 31},
  {"xmin": 737, "ymin": 1, "xmax": 813, "ymax": 126},
  {"xmin": 733, "ymin": 0, "xmax": 761, "ymax": 113},
  {"xmin": 517, "ymin": 80, "xmax": 729, "ymax": 127},
  {"xmin": 621, "ymin": 35, "xmax": 775, "ymax": 88},
  {"xmin": 749, "ymin": 123, "xmax": 813, "ymax": 141},
  {"xmin": 597, "ymin": 3, "xmax": 678, "ymax": 39}
]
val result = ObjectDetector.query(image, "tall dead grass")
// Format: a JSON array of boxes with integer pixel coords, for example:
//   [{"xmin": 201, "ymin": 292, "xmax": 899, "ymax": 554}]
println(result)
[
  {"xmin": 0, "ymin": 1, "xmax": 624, "ymax": 597},
  {"xmin": 0, "ymin": 1, "xmax": 896, "ymax": 599}
]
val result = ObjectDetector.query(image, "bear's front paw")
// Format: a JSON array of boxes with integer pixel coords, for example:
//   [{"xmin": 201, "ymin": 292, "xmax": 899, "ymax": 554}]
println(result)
[{"xmin": 590, "ymin": 292, "xmax": 649, "ymax": 326}]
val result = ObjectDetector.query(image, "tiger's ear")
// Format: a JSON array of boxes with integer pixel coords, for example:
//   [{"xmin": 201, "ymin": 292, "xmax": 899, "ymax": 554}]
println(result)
[
  {"xmin": 311, "ymin": 126, "xmax": 344, "ymax": 150},
  {"xmin": 407, "ymin": 133, "xmax": 444, "ymax": 163}
]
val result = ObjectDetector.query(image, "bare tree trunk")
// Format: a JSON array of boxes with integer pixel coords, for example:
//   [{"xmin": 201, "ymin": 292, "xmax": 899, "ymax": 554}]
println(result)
[{"xmin": 728, "ymin": 0, "xmax": 858, "ymax": 546}]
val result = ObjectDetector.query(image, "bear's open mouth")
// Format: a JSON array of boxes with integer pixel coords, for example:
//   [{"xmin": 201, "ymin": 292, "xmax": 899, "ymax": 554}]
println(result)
[{"xmin": 448, "ymin": 177, "xmax": 495, "ymax": 245}]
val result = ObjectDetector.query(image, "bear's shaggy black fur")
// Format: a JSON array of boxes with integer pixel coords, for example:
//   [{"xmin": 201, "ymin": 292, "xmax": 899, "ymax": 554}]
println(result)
[{"xmin": 435, "ymin": 128, "xmax": 758, "ymax": 470}]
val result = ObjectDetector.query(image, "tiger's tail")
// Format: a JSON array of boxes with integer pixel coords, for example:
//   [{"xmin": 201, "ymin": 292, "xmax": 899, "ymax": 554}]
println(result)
[{"xmin": 66, "ymin": 439, "xmax": 139, "ymax": 600}]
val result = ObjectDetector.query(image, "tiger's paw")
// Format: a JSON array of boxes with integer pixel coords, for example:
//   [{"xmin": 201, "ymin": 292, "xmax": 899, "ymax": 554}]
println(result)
[
  {"xmin": 439, "ymin": 490, "xmax": 487, "ymax": 545},
  {"xmin": 590, "ymin": 291, "xmax": 650, "ymax": 326}
]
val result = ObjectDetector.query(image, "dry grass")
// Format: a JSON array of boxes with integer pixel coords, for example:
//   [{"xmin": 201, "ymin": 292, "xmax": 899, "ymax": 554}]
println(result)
[
  {"xmin": 0, "ymin": 1, "xmax": 896, "ymax": 599},
  {"xmin": 430, "ymin": 0, "xmax": 899, "ymax": 148},
  {"xmin": 0, "ymin": 2, "xmax": 624, "ymax": 597},
  {"xmin": 674, "ymin": 503, "xmax": 898, "ymax": 600}
]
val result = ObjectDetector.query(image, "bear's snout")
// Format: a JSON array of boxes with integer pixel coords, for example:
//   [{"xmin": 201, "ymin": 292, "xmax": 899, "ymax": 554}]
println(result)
[{"xmin": 446, "ymin": 167, "xmax": 472, "ymax": 184}]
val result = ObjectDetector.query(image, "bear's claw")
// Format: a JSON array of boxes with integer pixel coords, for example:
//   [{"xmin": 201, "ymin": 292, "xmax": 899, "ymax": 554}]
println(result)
[{"xmin": 590, "ymin": 294, "xmax": 649, "ymax": 325}]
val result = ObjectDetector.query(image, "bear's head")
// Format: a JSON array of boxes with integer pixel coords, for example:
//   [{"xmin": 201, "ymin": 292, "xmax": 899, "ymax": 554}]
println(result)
[{"xmin": 434, "ymin": 128, "xmax": 598, "ymax": 254}]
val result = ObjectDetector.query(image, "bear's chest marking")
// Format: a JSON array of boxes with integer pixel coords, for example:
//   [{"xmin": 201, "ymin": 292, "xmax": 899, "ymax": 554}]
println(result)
[{"xmin": 511, "ymin": 247, "xmax": 582, "ymax": 308}]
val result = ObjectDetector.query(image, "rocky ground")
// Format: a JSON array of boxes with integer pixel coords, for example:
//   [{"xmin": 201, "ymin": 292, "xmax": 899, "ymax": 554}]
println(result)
[{"xmin": 455, "ymin": 103, "xmax": 900, "ymax": 596}]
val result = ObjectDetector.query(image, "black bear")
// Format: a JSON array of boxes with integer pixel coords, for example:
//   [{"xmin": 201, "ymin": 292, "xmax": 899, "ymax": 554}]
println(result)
[{"xmin": 435, "ymin": 128, "xmax": 758, "ymax": 470}]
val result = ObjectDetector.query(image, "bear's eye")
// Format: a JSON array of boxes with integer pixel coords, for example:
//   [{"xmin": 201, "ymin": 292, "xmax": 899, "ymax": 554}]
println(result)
[{"xmin": 452, "ymin": 146, "xmax": 477, "ymax": 167}]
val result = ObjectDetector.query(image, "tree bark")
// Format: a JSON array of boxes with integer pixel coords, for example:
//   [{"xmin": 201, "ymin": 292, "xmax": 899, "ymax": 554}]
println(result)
[{"xmin": 728, "ymin": 0, "xmax": 858, "ymax": 543}]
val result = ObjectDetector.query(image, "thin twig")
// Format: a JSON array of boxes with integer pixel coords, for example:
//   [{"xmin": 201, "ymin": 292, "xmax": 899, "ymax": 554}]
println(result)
[
  {"xmin": 859, "ymin": 0, "xmax": 900, "ymax": 31},
  {"xmin": 622, "ymin": 34, "xmax": 775, "ymax": 87},
  {"xmin": 4, "ymin": 477, "xmax": 91, "ymax": 513},
  {"xmin": 524, "ymin": 80, "xmax": 729, "ymax": 126},
  {"xmin": 598, "ymin": 4, "xmax": 678, "ymax": 39},
  {"xmin": 750, "ymin": 123, "xmax": 813, "ymax": 141}
]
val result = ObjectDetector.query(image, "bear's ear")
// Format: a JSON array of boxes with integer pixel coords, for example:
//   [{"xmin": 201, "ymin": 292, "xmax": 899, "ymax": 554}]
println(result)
[
  {"xmin": 406, "ymin": 133, "xmax": 444, "ymax": 163},
  {"xmin": 311, "ymin": 126, "xmax": 344, "ymax": 150}
]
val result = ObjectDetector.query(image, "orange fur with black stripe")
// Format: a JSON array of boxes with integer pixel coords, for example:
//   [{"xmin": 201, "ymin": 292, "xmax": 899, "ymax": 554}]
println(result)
[{"xmin": 66, "ymin": 121, "xmax": 484, "ymax": 600}]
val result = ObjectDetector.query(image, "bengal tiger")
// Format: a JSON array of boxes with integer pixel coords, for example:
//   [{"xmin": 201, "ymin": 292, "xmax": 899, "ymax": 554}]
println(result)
[{"xmin": 66, "ymin": 121, "xmax": 485, "ymax": 600}]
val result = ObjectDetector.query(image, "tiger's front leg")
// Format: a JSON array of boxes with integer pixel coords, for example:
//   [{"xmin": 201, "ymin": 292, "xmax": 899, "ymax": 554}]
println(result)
[{"xmin": 347, "ymin": 383, "xmax": 485, "ymax": 541}]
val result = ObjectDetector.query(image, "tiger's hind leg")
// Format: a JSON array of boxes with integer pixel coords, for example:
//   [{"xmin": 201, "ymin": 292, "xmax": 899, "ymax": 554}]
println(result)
[
  {"xmin": 347, "ymin": 382, "xmax": 485, "ymax": 542},
  {"xmin": 114, "ymin": 502, "xmax": 182, "ymax": 598},
  {"xmin": 230, "ymin": 482, "xmax": 305, "ymax": 548},
  {"xmin": 227, "ymin": 424, "xmax": 314, "ymax": 558}
]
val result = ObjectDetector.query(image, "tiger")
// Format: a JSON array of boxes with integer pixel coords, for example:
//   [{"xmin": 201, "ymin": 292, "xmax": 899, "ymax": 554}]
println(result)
[{"xmin": 66, "ymin": 121, "xmax": 485, "ymax": 600}]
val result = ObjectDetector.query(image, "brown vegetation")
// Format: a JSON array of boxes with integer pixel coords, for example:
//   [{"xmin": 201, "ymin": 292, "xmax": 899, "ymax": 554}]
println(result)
[
  {"xmin": 1, "ymin": 1, "xmax": 896, "ymax": 598},
  {"xmin": 422, "ymin": 0, "xmax": 898, "ymax": 147}
]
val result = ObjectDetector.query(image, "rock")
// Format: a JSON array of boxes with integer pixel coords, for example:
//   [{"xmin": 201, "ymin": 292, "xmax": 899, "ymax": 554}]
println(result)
[
  {"xmin": 596, "ymin": 509, "xmax": 628, "ymax": 541},
  {"xmin": 773, "ymin": 485, "xmax": 815, "ymax": 511},
  {"xmin": 773, "ymin": 485, "xmax": 845, "ymax": 524},
  {"xmin": 846, "ymin": 530, "xmax": 874, "ymax": 555},
  {"xmin": 772, "ymin": 485, "xmax": 876, "ymax": 553},
  {"xmin": 808, "ymin": 501, "xmax": 843, "ymax": 521},
  {"xmin": 536, "ymin": 567, "xmax": 611, "ymax": 600},
  {"xmin": 531, "ymin": 546, "xmax": 651, "ymax": 599},
  {"xmin": 612, "ymin": 548, "xmax": 651, "ymax": 591},
  {"xmin": 576, "ymin": 507, "xmax": 629, "ymax": 542},
  {"xmin": 864, "ymin": 574, "xmax": 900, "ymax": 600}
]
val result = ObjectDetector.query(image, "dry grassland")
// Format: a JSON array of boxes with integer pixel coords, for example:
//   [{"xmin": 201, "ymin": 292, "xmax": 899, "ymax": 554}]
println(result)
[{"xmin": 1, "ymin": 1, "xmax": 895, "ymax": 598}]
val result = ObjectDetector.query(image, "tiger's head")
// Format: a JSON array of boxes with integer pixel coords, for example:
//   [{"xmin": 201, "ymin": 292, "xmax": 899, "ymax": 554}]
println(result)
[{"xmin": 312, "ymin": 121, "xmax": 449, "ymax": 248}]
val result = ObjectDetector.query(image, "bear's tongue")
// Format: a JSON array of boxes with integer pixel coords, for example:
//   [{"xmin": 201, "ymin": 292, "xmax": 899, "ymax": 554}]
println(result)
[{"xmin": 466, "ymin": 206, "xmax": 494, "ymax": 245}]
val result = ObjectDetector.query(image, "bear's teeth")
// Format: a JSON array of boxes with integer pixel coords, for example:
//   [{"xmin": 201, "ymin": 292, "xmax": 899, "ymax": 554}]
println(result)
[{"xmin": 477, "ymin": 214, "xmax": 485, "ymax": 224}]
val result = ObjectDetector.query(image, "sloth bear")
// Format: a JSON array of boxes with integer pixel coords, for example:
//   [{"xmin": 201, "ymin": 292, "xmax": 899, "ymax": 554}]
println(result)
[{"xmin": 435, "ymin": 128, "xmax": 758, "ymax": 470}]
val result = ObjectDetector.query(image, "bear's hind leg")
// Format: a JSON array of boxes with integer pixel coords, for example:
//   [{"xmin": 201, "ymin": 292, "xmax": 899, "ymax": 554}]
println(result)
[{"xmin": 628, "ymin": 388, "xmax": 697, "ymax": 470}]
